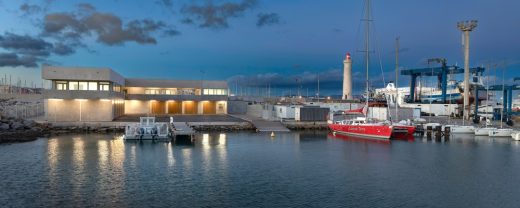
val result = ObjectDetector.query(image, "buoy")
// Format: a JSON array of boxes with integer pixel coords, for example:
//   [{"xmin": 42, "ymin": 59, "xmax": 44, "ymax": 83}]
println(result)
[{"xmin": 270, "ymin": 131, "xmax": 275, "ymax": 137}]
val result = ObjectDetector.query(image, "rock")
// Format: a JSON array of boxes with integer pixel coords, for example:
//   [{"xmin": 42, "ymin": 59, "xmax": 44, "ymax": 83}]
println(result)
[
  {"xmin": 31, "ymin": 127, "xmax": 43, "ymax": 132},
  {"xmin": 0, "ymin": 123, "xmax": 9, "ymax": 131},
  {"xmin": 22, "ymin": 120, "xmax": 36, "ymax": 127},
  {"xmin": 10, "ymin": 122, "xmax": 24, "ymax": 130}
]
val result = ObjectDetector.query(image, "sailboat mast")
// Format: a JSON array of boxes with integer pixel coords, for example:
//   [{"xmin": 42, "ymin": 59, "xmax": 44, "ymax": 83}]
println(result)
[
  {"xmin": 364, "ymin": 0, "xmax": 371, "ymax": 121},
  {"xmin": 395, "ymin": 37, "xmax": 399, "ymax": 122}
]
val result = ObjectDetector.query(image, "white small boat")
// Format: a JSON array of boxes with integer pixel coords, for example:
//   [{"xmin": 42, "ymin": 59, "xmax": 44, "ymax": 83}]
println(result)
[
  {"xmin": 446, "ymin": 125, "xmax": 475, "ymax": 134},
  {"xmin": 512, "ymin": 131, "xmax": 520, "ymax": 141},
  {"xmin": 124, "ymin": 117, "xmax": 170, "ymax": 140},
  {"xmin": 474, "ymin": 127, "xmax": 497, "ymax": 136},
  {"xmin": 488, "ymin": 128, "xmax": 513, "ymax": 137}
]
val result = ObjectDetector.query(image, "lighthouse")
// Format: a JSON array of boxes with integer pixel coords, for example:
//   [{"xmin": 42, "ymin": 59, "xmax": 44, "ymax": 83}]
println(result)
[{"xmin": 342, "ymin": 53, "xmax": 353, "ymax": 100}]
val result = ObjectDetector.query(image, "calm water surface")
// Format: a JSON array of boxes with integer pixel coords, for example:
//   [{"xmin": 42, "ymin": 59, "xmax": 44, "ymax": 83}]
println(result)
[{"xmin": 1, "ymin": 132, "xmax": 520, "ymax": 207}]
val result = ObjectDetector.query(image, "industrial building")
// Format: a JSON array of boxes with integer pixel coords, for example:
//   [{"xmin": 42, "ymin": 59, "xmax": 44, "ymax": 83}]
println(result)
[{"xmin": 42, "ymin": 66, "xmax": 228, "ymax": 122}]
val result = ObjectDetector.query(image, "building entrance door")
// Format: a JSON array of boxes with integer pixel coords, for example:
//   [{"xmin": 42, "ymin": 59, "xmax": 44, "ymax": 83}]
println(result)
[
  {"xmin": 151, "ymin": 101, "xmax": 166, "ymax": 114},
  {"xmin": 167, "ymin": 101, "xmax": 182, "ymax": 114}
]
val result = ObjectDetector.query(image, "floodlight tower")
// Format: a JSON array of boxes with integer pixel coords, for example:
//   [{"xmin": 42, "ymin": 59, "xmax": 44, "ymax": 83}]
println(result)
[{"xmin": 457, "ymin": 20, "xmax": 478, "ymax": 120}]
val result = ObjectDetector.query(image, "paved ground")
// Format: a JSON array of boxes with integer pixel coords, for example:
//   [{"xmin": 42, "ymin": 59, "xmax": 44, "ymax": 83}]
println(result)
[
  {"xmin": 114, "ymin": 114, "xmax": 246, "ymax": 122},
  {"xmin": 230, "ymin": 114, "xmax": 290, "ymax": 132}
]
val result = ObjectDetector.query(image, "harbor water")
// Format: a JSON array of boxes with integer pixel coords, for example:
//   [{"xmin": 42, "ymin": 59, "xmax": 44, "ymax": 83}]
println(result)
[{"xmin": 1, "ymin": 132, "xmax": 520, "ymax": 207}]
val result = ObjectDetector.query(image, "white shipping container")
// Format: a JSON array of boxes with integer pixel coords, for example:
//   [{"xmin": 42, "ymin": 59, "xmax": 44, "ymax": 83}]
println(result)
[{"xmin": 274, "ymin": 105, "xmax": 299, "ymax": 119}]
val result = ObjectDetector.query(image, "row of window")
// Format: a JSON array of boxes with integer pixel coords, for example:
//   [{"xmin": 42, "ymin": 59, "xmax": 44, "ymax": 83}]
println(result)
[
  {"xmin": 203, "ymin": 89, "xmax": 227, "ymax": 95},
  {"xmin": 55, "ymin": 81, "xmax": 120, "ymax": 92},
  {"xmin": 144, "ymin": 89, "xmax": 198, "ymax": 95}
]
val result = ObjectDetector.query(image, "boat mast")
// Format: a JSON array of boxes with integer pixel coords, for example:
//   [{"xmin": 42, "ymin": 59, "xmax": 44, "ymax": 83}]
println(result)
[
  {"xmin": 395, "ymin": 37, "xmax": 399, "ymax": 122},
  {"xmin": 364, "ymin": 0, "xmax": 371, "ymax": 122},
  {"xmin": 500, "ymin": 66, "xmax": 505, "ymax": 129}
]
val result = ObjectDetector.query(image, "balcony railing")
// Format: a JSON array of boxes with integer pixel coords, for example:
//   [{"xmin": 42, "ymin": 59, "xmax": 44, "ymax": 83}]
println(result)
[{"xmin": 125, "ymin": 94, "xmax": 227, "ymax": 101}]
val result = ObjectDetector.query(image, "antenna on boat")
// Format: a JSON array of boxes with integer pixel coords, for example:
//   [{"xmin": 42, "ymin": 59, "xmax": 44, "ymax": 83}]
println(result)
[{"xmin": 395, "ymin": 37, "xmax": 400, "ymax": 122}]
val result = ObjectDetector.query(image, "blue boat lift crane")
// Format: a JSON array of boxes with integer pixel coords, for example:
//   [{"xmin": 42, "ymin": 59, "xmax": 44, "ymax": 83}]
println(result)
[
  {"xmin": 401, "ymin": 58, "xmax": 485, "ymax": 103},
  {"xmin": 473, "ymin": 81, "xmax": 520, "ymax": 123}
]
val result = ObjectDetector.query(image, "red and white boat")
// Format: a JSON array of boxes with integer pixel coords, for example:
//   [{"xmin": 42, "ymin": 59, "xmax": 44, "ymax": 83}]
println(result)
[
  {"xmin": 329, "ymin": 117, "xmax": 413, "ymax": 140},
  {"xmin": 328, "ymin": 0, "xmax": 415, "ymax": 140}
]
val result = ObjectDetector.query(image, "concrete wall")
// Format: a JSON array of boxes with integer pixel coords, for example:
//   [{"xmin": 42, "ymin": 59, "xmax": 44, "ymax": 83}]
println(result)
[
  {"xmin": 227, "ymin": 100, "xmax": 247, "ymax": 114},
  {"xmin": 246, "ymin": 104, "xmax": 263, "ymax": 118},
  {"xmin": 45, "ymin": 99, "xmax": 114, "ymax": 122},
  {"xmin": 124, "ymin": 100, "xmax": 150, "ymax": 114},
  {"xmin": 43, "ymin": 89, "xmax": 124, "ymax": 100}
]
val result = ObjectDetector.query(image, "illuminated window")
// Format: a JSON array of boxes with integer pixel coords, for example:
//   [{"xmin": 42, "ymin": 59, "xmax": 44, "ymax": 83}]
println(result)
[
  {"xmin": 99, "ymin": 82, "xmax": 110, "ymax": 91},
  {"xmin": 88, "ymin": 82, "xmax": 98, "ymax": 91},
  {"xmin": 56, "ymin": 81, "xmax": 67, "ymax": 90},
  {"xmin": 113, "ymin": 84, "xmax": 121, "ymax": 92},
  {"xmin": 69, "ymin": 81, "xmax": 79, "ymax": 90},
  {"xmin": 78, "ymin": 82, "xmax": 88, "ymax": 90},
  {"xmin": 203, "ymin": 89, "xmax": 208, "ymax": 95}
]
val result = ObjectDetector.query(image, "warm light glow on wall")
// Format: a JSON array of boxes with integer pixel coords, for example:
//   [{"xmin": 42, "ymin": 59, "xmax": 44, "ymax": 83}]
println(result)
[
  {"xmin": 100, "ymin": 99, "xmax": 111, "ymax": 102},
  {"xmin": 48, "ymin": 98, "xmax": 63, "ymax": 101},
  {"xmin": 75, "ymin": 99, "xmax": 87, "ymax": 101}
]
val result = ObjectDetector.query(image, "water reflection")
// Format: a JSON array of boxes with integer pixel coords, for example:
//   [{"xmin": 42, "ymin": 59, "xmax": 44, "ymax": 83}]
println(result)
[{"xmin": 5, "ymin": 131, "xmax": 520, "ymax": 207}]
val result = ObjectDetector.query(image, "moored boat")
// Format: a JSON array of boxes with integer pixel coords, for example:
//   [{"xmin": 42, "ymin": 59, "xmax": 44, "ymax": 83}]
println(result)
[
  {"xmin": 448, "ymin": 125, "xmax": 475, "ymax": 134},
  {"xmin": 488, "ymin": 128, "xmax": 513, "ymax": 137},
  {"xmin": 329, "ymin": 117, "xmax": 393, "ymax": 140},
  {"xmin": 512, "ymin": 131, "xmax": 520, "ymax": 141},
  {"xmin": 474, "ymin": 127, "xmax": 497, "ymax": 136},
  {"xmin": 124, "ymin": 117, "xmax": 170, "ymax": 140}
]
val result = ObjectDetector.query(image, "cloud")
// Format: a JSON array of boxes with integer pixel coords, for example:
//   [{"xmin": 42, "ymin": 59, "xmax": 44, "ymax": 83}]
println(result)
[
  {"xmin": 0, "ymin": 53, "xmax": 39, "ymax": 68},
  {"xmin": 163, "ymin": 29, "xmax": 181, "ymax": 36},
  {"xmin": 43, "ymin": 4, "xmax": 177, "ymax": 46},
  {"xmin": 20, "ymin": 3, "xmax": 42, "ymax": 16},
  {"xmin": 256, "ymin": 12, "xmax": 280, "ymax": 27},
  {"xmin": 0, "ymin": 32, "xmax": 76, "ymax": 67},
  {"xmin": 181, "ymin": 0, "xmax": 257, "ymax": 29},
  {"xmin": 0, "ymin": 32, "xmax": 52, "ymax": 57}
]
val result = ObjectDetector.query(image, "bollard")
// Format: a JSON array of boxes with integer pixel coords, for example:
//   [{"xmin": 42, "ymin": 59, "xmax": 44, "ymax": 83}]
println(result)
[
  {"xmin": 444, "ymin": 126, "xmax": 451, "ymax": 140},
  {"xmin": 434, "ymin": 126, "xmax": 442, "ymax": 136},
  {"xmin": 426, "ymin": 126, "xmax": 432, "ymax": 139}
]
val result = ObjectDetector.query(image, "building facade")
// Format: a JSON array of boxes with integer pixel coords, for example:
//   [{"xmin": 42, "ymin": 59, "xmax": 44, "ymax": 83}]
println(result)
[{"xmin": 42, "ymin": 66, "xmax": 228, "ymax": 122}]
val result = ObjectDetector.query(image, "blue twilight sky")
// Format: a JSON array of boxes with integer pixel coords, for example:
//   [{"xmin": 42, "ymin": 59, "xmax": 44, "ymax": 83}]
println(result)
[{"xmin": 0, "ymin": 0, "xmax": 519, "ymax": 96}]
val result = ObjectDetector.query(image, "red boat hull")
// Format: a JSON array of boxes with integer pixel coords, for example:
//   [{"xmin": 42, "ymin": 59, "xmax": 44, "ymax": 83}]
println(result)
[
  {"xmin": 328, "ymin": 123, "xmax": 393, "ymax": 139},
  {"xmin": 391, "ymin": 125, "xmax": 416, "ymax": 140}
]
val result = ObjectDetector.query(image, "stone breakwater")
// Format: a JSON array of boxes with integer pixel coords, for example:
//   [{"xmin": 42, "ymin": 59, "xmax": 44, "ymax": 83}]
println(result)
[
  {"xmin": 0, "ymin": 117, "xmax": 125, "ymax": 143},
  {"xmin": 0, "ymin": 117, "xmax": 47, "ymax": 143},
  {"xmin": 191, "ymin": 123, "xmax": 255, "ymax": 132},
  {"xmin": 283, "ymin": 121, "xmax": 329, "ymax": 130}
]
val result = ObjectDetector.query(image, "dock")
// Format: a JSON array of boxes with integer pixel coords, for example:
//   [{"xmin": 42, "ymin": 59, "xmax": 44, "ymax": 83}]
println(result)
[
  {"xmin": 230, "ymin": 114, "xmax": 290, "ymax": 132},
  {"xmin": 169, "ymin": 122, "xmax": 196, "ymax": 139}
]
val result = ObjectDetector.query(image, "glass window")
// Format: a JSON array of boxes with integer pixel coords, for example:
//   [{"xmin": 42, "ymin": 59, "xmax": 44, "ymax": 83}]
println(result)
[
  {"xmin": 203, "ymin": 89, "xmax": 208, "ymax": 95},
  {"xmin": 209, "ymin": 89, "xmax": 214, "ymax": 95},
  {"xmin": 222, "ymin": 89, "xmax": 227, "ymax": 95},
  {"xmin": 69, "ymin": 81, "xmax": 79, "ymax": 90},
  {"xmin": 99, "ymin": 82, "xmax": 110, "ymax": 91},
  {"xmin": 88, "ymin": 82, "xmax": 98, "ymax": 91},
  {"xmin": 216, "ymin": 89, "xmax": 223, "ymax": 95},
  {"xmin": 56, "ymin": 81, "xmax": 67, "ymax": 90},
  {"xmin": 113, "ymin": 84, "xmax": 121, "ymax": 92},
  {"xmin": 78, "ymin": 82, "xmax": 88, "ymax": 90}
]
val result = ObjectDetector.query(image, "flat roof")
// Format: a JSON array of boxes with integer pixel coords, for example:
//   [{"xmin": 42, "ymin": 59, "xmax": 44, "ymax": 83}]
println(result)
[
  {"xmin": 125, "ymin": 78, "xmax": 228, "ymax": 89},
  {"xmin": 41, "ymin": 66, "xmax": 228, "ymax": 89},
  {"xmin": 42, "ymin": 66, "xmax": 125, "ymax": 85}
]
